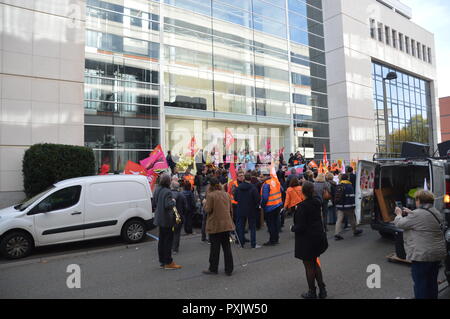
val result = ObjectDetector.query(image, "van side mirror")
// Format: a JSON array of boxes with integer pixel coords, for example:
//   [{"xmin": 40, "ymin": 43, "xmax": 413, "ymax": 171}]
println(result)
[{"xmin": 30, "ymin": 202, "xmax": 52, "ymax": 215}]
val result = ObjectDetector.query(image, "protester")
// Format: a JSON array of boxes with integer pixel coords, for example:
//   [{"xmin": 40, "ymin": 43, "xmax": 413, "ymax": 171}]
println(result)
[
  {"xmin": 166, "ymin": 151, "xmax": 176, "ymax": 174},
  {"xmin": 261, "ymin": 173, "xmax": 283, "ymax": 246},
  {"xmin": 202, "ymin": 178, "xmax": 235, "ymax": 276},
  {"xmin": 153, "ymin": 173, "xmax": 182, "ymax": 269},
  {"xmin": 170, "ymin": 181, "xmax": 187, "ymax": 254},
  {"xmin": 334, "ymin": 174, "xmax": 363, "ymax": 240},
  {"xmin": 325, "ymin": 172, "xmax": 337, "ymax": 225},
  {"xmin": 182, "ymin": 181, "xmax": 196, "ymax": 235},
  {"xmin": 284, "ymin": 177, "xmax": 305, "ymax": 216},
  {"xmin": 234, "ymin": 173, "xmax": 261, "ymax": 248},
  {"xmin": 184, "ymin": 168, "xmax": 195, "ymax": 189},
  {"xmin": 314, "ymin": 173, "xmax": 331, "ymax": 232},
  {"xmin": 291, "ymin": 181, "xmax": 328, "ymax": 299},
  {"xmin": 228, "ymin": 171, "xmax": 244, "ymax": 226},
  {"xmin": 394, "ymin": 190, "xmax": 447, "ymax": 299}
]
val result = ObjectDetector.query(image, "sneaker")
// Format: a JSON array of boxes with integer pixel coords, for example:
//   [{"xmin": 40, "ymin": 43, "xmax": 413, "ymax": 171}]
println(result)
[
  {"xmin": 334, "ymin": 235, "xmax": 344, "ymax": 241},
  {"xmin": 164, "ymin": 262, "xmax": 182, "ymax": 270},
  {"xmin": 252, "ymin": 244, "xmax": 262, "ymax": 249},
  {"xmin": 354, "ymin": 229, "xmax": 363, "ymax": 236},
  {"xmin": 202, "ymin": 270, "xmax": 218, "ymax": 275},
  {"xmin": 301, "ymin": 289, "xmax": 317, "ymax": 299}
]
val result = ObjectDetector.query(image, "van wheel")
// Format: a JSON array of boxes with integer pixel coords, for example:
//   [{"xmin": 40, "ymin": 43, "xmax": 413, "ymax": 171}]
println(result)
[
  {"xmin": 0, "ymin": 231, "xmax": 34, "ymax": 259},
  {"xmin": 122, "ymin": 219, "xmax": 146, "ymax": 244}
]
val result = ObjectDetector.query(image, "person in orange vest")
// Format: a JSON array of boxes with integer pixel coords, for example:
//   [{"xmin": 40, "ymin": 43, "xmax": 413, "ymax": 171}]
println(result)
[
  {"xmin": 228, "ymin": 171, "xmax": 245, "ymax": 228},
  {"xmin": 184, "ymin": 168, "xmax": 195, "ymax": 190},
  {"xmin": 284, "ymin": 177, "xmax": 305, "ymax": 216},
  {"xmin": 260, "ymin": 173, "xmax": 283, "ymax": 246}
]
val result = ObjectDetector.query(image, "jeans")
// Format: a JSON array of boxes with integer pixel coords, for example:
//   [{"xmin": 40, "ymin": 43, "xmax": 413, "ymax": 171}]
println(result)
[
  {"xmin": 236, "ymin": 215, "xmax": 257, "ymax": 247},
  {"xmin": 264, "ymin": 207, "xmax": 281, "ymax": 244},
  {"xmin": 158, "ymin": 227, "xmax": 174, "ymax": 265},
  {"xmin": 411, "ymin": 261, "xmax": 440, "ymax": 299},
  {"xmin": 184, "ymin": 210, "xmax": 193, "ymax": 234},
  {"xmin": 328, "ymin": 206, "xmax": 337, "ymax": 224},
  {"xmin": 201, "ymin": 208, "xmax": 208, "ymax": 241},
  {"xmin": 209, "ymin": 231, "xmax": 234, "ymax": 274}
]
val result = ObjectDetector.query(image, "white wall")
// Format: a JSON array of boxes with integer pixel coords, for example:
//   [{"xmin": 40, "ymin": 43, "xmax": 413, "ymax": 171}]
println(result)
[
  {"xmin": 0, "ymin": 0, "xmax": 86, "ymax": 207},
  {"xmin": 323, "ymin": 0, "xmax": 438, "ymax": 161}
]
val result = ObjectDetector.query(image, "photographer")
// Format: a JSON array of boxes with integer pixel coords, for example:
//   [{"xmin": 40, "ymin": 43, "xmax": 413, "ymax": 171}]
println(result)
[{"xmin": 394, "ymin": 190, "xmax": 447, "ymax": 299}]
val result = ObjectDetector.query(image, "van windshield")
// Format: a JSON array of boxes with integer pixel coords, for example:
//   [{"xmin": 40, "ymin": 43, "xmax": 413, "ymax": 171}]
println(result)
[{"xmin": 15, "ymin": 186, "xmax": 56, "ymax": 211}]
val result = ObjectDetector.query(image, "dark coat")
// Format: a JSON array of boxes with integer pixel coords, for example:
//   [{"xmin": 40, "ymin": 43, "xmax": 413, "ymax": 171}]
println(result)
[
  {"xmin": 182, "ymin": 190, "xmax": 196, "ymax": 213},
  {"xmin": 171, "ymin": 190, "xmax": 187, "ymax": 218},
  {"xmin": 153, "ymin": 186, "xmax": 175, "ymax": 228},
  {"xmin": 292, "ymin": 197, "xmax": 328, "ymax": 260},
  {"xmin": 234, "ymin": 182, "xmax": 260, "ymax": 218}
]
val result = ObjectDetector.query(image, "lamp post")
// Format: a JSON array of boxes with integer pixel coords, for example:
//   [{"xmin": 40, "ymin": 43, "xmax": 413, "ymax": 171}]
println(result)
[
  {"xmin": 382, "ymin": 71, "xmax": 397, "ymax": 156},
  {"xmin": 302, "ymin": 131, "xmax": 308, "ymax": 159}
]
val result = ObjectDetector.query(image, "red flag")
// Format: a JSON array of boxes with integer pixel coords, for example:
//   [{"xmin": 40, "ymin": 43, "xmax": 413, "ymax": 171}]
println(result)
[
  {"xmin": 318, "ymin": 162, "xmax": 324, "ymax": 174},
  {"xmin": 146, "ymin": 169, "xmax": 159, "ymax": 192},
  {"xmin": 323, "ymin": 145, "xmax": 329, "ymax": 168},
  {"xmin": 124, "ymin": 161, "xmax": 147, "ymax": 176},
  {"xmin": 309, "ymin": 160, "xmax": 318, "ymax": 168},
  {"xmin": 229, "ymin": 161, "xmax": 237, "ymax": 181},
  {"xmin": 225, "ymin": 128, "xmax": 234, "ymax": 150},
  {"xmin": 99, "ymin": 164, "xmax": 110, "ymax": 175}
]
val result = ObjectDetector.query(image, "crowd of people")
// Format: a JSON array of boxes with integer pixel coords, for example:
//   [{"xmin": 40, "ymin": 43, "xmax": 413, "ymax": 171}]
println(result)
[
  {"xmin": 153, "ymin": 150, "xmax": 447, "ymax": 299},
  {"xmin": 153, "ymin": 151, "xmax": 366, "ymax": 299}
]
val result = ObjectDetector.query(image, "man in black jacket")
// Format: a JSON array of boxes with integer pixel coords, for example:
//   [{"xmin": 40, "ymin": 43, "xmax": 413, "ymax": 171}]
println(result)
[
  {"xmin": 234, "ymin": 173, "xmax": 261, "ymax": 248},
  {"xmin": 170, "ymin": 181, "xmax": 187, "ymax": 253}
]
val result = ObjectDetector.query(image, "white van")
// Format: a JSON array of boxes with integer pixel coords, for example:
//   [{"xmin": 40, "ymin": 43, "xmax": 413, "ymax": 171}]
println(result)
[{"xmin": 0, "ymin": 175, "xmax": 154, "ymax": 259}]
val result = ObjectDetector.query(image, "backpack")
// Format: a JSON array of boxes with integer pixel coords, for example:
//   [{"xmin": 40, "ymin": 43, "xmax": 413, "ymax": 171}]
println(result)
[{"xmin": 334, "ymin": 184, "xmax": 346, "ymax": 205}]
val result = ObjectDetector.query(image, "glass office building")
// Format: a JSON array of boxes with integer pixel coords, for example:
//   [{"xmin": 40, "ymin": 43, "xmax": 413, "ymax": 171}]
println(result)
[
  {"xmin": 372, "ymin": 61, "xmax": 433, "ymax": 156},
  {"xmin": 84, "ymin": 0, "xmax": 328, "ymax": 169}
]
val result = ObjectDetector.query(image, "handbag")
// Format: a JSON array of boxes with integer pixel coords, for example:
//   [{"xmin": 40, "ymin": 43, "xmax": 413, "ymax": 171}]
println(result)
[{"xmin": 323, "ymin": 187, "xmax": 332, "ymax": 201}]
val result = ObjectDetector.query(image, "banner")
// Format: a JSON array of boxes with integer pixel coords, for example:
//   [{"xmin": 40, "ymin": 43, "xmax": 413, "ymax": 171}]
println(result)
[
  {"xmin": 124, "ymin": 161, "xmax": 147, "ymax": 176},
  {"xmin": 147, "ymin": 169, "xmax": 159, "ymax": 192},
  {"xmin": 140, "ymin": 145, "xmax": 168, "ymax": 173}
]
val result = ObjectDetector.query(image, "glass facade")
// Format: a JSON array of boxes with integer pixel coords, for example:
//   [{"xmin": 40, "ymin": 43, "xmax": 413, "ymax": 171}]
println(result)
[
  {"xmin": 84, "ymin": 0, "xmax": 328, "ymax": 169},
  {"xmin": 372, "ymin": 61, "xmax": 433, "ymax": 156}
]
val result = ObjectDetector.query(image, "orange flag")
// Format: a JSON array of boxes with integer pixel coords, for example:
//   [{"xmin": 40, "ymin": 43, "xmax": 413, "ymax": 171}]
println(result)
[{"xmin": 309, "ymin": 160, "xmax": 318, "ymax": 168}]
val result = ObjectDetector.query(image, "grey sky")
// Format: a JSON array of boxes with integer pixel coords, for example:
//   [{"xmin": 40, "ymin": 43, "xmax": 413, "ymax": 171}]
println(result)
[{"xmin": 401, "ymin": 0, "xmax": 450, "ymax": 97}]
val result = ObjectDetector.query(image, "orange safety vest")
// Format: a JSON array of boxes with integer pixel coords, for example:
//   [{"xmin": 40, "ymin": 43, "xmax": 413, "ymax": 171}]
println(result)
[
  {"xmin": 184, "ymin": 174, "xmax": 195, "ymax": 187},
  {"xmin": 228, "ymin": 180, "xmax": 238, "ymax": 205},
  {"xmin": 261, "ymin": 178, "xmax": 282, "ymax": 207}
]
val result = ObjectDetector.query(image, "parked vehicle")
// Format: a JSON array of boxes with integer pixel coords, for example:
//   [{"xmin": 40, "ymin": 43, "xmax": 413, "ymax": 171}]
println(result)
[
  {"xmin": 355, "ymin": 156, "xmax": 450, "ymax": 283},
  {"xmin": 0, "ymin": 175, "xmax": 154, "ymax": 259}
]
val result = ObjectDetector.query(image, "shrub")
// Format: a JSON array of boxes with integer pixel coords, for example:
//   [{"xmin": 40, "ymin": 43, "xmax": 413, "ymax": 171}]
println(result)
[{"xmin": 23, "ymin": 143, "xmax": 95, "ymax": 197}]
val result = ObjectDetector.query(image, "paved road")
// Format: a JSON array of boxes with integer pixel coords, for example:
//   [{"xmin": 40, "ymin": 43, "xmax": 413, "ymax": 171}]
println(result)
[{"xmin": 0, "ymin": 221, "xmax": 448, "ymax": 299}]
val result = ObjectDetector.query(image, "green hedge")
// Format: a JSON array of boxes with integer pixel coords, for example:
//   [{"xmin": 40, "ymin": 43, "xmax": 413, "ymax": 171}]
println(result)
[{"xmin": 23, "ymin": 143, "xmax": 95, "ymax": 197}]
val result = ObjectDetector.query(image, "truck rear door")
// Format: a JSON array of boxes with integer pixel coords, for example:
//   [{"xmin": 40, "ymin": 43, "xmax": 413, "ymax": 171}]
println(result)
[
  {"xmin": 356, "ymin": 160, "xmax": 378, "ymax": 224},
  {"xmin": 430, "ymin": 160, "xmax": 446, "ymax": 212}
]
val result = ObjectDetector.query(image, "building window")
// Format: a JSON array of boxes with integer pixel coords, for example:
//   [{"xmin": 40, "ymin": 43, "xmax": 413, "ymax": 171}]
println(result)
[
  {"xmin": 392, "ymin": 30, "xmax": 397, "ymax": 48},
  {"xmin": 411, "ymin": 39, "xmax": 416, "ymax": 57},
  {"xmin": 405, "ymin": 36, "xmax": 410, "ymax": 54},
  {"xmin": 370, "ymin": 19, "xmax": 376, "ymax": 39},
  {"xmin": 428, "ymin": 48, "xmax": 432, "ymax": 64},
  {"xmin": 422, "ymin": 45, "xmax": 427, "ymax": 62},
  {"xmin": 399, "ymin": 33, "xmax": 404, "ymax": 51},
  {"xmin": 385, "ymin": 26, "xmax": 390, "ymax": 45},
  {"xmin": 377, "ymin": 22, "xmax": 384, "ymax": 42},
  {"xmin": 417, "ymin": 42, "xmax": 421, "ymax": 59}
]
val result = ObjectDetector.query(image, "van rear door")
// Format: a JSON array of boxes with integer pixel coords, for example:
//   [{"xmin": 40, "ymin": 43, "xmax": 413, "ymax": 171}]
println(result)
[
  {"xmin": 430, "ymin": 160, "xmax": 446, "ymax": 212},
  {"xmin": 355, "ymin": 161, "xmax": 378, "ymax": 224}
]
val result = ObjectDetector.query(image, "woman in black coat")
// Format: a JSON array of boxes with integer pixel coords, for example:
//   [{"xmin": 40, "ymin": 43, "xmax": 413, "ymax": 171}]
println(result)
[{"xmin": 291, "ymin": 181, "xmax": 328, "ymax": 299}]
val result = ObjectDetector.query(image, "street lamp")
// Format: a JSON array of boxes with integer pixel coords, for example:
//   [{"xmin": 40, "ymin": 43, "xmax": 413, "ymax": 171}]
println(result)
[
  {"xmin": 302, "ymin": 131, "xmax": 308, "ymax": 159},
  {"xmin": 382, "ymin": 71, "xmax": 397, "ymax": 156}
]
